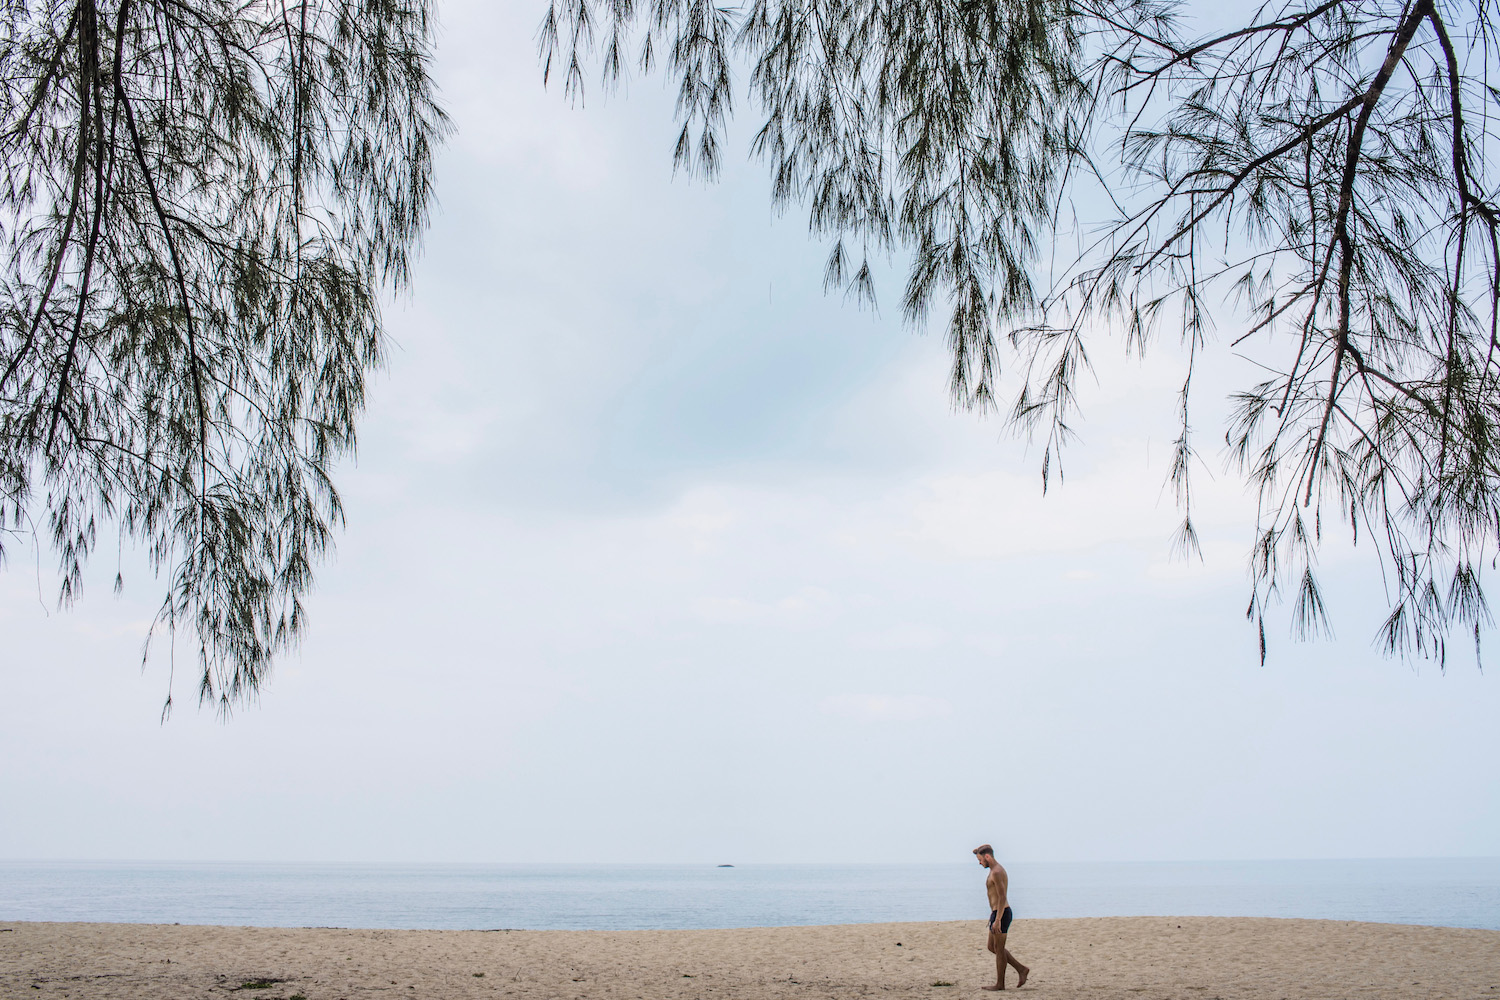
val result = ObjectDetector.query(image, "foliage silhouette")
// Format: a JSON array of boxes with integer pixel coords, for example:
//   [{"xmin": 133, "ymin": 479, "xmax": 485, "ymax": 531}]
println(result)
[
  {"xmin": 543, "ymin": 0, "xmax": 1500, "ymax": 664},
  {"xmin": 0, "ymin": 0, "xmax": 448, "ymax": 713}
]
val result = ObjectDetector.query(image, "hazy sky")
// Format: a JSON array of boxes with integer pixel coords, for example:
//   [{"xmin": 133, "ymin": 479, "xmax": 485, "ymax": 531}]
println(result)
[{"xmin": 2, "ymin": 0, "xmax": 1497, "ymax": 865}]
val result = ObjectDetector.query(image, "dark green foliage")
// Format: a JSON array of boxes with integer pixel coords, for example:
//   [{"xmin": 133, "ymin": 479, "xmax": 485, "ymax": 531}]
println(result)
[
  {"xmin": 543, "ymin": 0, "xmax": 1500, "ymax": 664},
  {"xmin": 0, "ymin": 0, "xmax": 448, "ymax": 712}
]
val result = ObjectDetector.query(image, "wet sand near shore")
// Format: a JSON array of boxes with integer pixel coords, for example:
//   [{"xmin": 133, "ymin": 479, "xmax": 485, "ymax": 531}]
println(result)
[{"xmin": 2, "ymin": 916, "xmax": 1497, "ymax": 999}]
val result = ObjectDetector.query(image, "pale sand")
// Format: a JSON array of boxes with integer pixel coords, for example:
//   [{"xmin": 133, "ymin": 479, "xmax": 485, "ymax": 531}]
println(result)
[{"xmin": 3, "ymin": 917, "xmax": 1498, "ymax": 999}]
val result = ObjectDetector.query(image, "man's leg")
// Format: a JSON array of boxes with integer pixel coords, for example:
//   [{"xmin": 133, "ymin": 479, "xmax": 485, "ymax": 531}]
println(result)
[
  {"xmin": 1005, "ymin": 949, "xmax": 1029, "ymax": 987},
  {"xmin": 982, "ymin": 930, "xmax": 1008, "ymax": 990}
]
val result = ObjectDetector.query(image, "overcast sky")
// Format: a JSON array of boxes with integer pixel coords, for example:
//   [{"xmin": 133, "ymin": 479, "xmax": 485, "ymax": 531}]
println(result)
[{"xmin": 2, "ymin": 0, "xmax": 1497, "ymax": 865}]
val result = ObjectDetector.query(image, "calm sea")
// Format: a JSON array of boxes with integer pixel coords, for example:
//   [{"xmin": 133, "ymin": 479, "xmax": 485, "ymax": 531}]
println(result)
[{"xmin": 1, "ymin": 859, "xmax": 1496, "ymax": 931}]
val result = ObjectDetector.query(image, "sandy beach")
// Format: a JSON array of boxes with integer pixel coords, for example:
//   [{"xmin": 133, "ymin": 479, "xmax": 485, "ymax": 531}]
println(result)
[{"xmin": 2, "ymin": 916, "xmax": 1497, "ymax": 999}]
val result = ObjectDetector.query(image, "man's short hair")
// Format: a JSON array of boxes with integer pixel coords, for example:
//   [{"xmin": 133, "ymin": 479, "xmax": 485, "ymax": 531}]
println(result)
[{"xmin": 973, "ymin": 844, "xmax": 994, "ymax": 857}]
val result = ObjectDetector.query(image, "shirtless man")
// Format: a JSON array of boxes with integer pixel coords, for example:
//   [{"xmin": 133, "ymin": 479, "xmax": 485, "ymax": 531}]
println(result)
[{"xmin": 974, "ymin": 844, "xmax": 1029, "ymax": 990}]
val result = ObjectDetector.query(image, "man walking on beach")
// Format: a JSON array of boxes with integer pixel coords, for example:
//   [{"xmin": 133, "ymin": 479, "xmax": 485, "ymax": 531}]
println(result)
[{"xmin": 975, "ymin": 844, "xmax": 1028, "ymax": 990}]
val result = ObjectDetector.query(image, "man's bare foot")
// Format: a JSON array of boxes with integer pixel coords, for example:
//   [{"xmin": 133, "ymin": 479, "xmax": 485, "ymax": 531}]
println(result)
[
  {"xmin": 982, "ymin": 985, "xmax": 1005, "ymax": 991},
  {"xmin": 1015, "ymin": 967, "xmax": 1029, "ymax": 988}
]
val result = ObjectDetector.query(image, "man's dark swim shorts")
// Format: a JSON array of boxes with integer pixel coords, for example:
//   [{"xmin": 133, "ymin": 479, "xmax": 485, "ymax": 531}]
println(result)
[{"xmin": 988, "ymin": 907, "xmax": 1014, "ymax": 933}]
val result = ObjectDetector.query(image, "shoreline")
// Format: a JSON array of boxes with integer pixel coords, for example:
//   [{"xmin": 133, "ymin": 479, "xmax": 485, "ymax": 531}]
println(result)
[
  {"xmin": 4, "ymin": 916, "xmax": 1498, "ymax": 999},
  {"xmin": 1, "ymin": 912, "xmax": 1497, "ymax": 932}
]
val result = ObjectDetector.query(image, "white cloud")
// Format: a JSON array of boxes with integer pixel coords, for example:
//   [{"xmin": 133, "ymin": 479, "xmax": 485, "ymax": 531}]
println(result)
[
  {"xmin": 852, "ymin": 623, "xmax": 948, "ymax": 650},
  {"xmin": 899, "ymin": 433, "xmax": 1258, "ymax": 566},
  {"xmin": 904, "ymin": 460, "xmax": 1168, "ymax": 560},
  {"xmin": 668, "ymin": 488, "xmax": 738, "ymax": 553},
  {"xmin": 818, "ymin": 693, "xmax": 955, "ymax": 722},
  {"xmin": 693, "ymin": 586, "xmax": 835, "ymax": 626}
]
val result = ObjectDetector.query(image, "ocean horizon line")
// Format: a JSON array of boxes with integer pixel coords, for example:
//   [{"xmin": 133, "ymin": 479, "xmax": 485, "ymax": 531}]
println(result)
[
  {"xmin": 4, "ymin": 857, "xmax": 1498, "ymax": 932},
  {"xmin": 5, "ymin": 855, "xmax": 1497, "ymax": 867}
]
